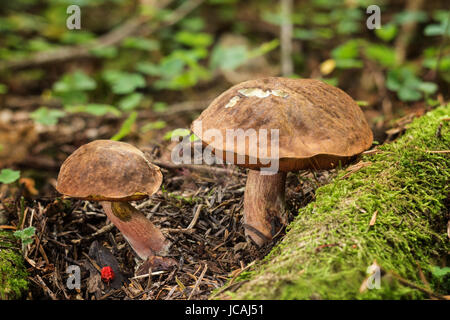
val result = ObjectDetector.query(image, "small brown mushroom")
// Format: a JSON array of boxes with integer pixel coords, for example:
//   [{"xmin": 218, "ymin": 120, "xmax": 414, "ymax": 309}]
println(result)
[
  {"xmin": 192, "ymin": 77, "xmax": 373, "ymax": 246},
  {"xmin": 56, "ymin": 140, "xmax": 170, "ymax": 259}
]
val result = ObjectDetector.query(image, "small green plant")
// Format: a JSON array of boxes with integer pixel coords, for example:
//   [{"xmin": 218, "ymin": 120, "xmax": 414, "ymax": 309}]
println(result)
[
  {"xmin": 163, "ymin": 128, "xmax": 199, "ymax": 142},
  {"xmin": 424, "ymin": 10, "xmax": 450, "ymax": 37},
  {"xmin": 121, "ymin": 36, "xmax": 160, "ymax": 51},
  {"xmin": 163, "ymin": 128, "xmax": 191, "ymax": 141},
  {"xmin": 30, "ymin": 107, "xmax": 65, "ymax": 125},
  {"xmin": 151, "ymin": 102, "xmax": 169, "ymax": 113},
  {"xmin": 118, "ymin": 92, "xmax": 143, "ymax": 111},
  {"xmin": 53, "ymin": 70, "xmax": 97, "ymax": 105},
  {"xmin": 386, "ymin": 67, "xmax": 438, "ymax": 102},
  {"xmin": 331, "ymin": 39, "xmax": 363, "ymax": 69},
  {"xmin": 0, "ymin": 168, "xmax": 20, "ymax": 184},
  {"xmin": 64, "ymin": 104, "xmax": 121, "ymax": 117},
  {"xmin": 140, "ymin": 120, "xmax": 167, "ymax": 133},
  {"xmin": 13, "ymin": 226, "xmax": 36, "ymax": 251},
  {"xmin": 102, "ymin": 70, "xmax": 146, "ymax": 95},
  {"xmin": 110, "ymin": 111, "xmax": 138, "ymax": 141},
  {"xmin": 430, "ymin": 266, "xmax": 450, "ymax": 293}
]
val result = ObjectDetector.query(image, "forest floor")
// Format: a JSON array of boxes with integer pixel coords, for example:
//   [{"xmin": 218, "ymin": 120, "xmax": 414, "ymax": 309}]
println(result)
[
  {"xmin": 0, "ymin": 100, "xmax": 336, "ymax": 300},
  {"xmin": 0, "ymin": 93, "xmax": 447, "ymax": 300}
]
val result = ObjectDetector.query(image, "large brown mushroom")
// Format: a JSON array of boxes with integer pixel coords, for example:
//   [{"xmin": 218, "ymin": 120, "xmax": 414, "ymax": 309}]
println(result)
[
  {"xmin": 56, "ymin": 140, "xmax": 170, "ymax": 260},
  {"xmin": 191, "ymin": 77, "xmax": 373, "ymax": 246}
]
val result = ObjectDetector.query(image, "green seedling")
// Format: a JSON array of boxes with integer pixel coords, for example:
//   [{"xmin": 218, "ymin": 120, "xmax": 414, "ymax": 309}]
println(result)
[{"xmin": 13, "ymin": 226, "xmax": 36, "ymax": 251}]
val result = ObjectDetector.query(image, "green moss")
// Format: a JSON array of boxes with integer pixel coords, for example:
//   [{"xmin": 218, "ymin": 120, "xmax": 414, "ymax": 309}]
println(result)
[
  {"xmin": 0, "ymin": 230, "xmax": 28, "ymax": 300},
  {"xmin": 219, "ymin": 104, "xmax": 450, "ymax": 300}
]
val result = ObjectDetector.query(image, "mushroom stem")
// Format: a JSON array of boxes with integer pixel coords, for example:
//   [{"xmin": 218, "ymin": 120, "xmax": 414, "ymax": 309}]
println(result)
[
  {"xmin": 243, "ymin": 170, "xmax": 287, "ymax": 246},
  {"xmin": 100, "ymin": 201, "xmax": 170, "ymax": 260}
]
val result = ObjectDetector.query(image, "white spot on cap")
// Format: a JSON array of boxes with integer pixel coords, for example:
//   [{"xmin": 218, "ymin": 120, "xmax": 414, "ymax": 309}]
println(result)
[
  {"xmin": 224, "ymin": 88, "xmax": 289, "ymax": 109},
  {"xmin": 271, "ymin": 89, "xmax": 289, "ymax": 98},
  {"xmin": 238, "ymin": 88, "xmax": 289, "ymax": 98},
  {"xmin": 225, "ymin": 96, "xmax": 240, "ymax": 108},
  {"xmin": 238, "ymin": 88, "xmax": 271, "ymax": 98}
]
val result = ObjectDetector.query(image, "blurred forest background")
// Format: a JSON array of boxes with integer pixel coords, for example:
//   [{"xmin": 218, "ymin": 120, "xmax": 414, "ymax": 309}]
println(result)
[
  {"xmin": 0, "ymin": 0, "xmax": 449, "ymax": 300},
  {"xmin": 0, "ymin": 0, "xmax": 449, "ymax": 184}
]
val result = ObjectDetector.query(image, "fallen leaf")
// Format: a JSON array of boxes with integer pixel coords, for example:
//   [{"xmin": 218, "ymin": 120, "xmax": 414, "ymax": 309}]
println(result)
[
  {"xmin": 19, "ymin": 178, "xmax": 39, "ymax": 196},
  {"xmin": 341, "ymin": 161, "xmax": 372, "ymax": 179},
  {"xmin": 315, "ymin": 243, "xmax": 339, "ymax": 253},
  {"xmin": 369, "ymin": 210, "xmax": 378, "ymax": 227},
  {"xmin": 320, "ymin": 59, "xmax": 336, "ymax": 75}
]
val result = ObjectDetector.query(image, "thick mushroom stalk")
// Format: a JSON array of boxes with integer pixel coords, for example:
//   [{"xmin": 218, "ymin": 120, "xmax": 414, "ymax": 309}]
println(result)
[
  {"xmin": 101, "ymin": 201, "xmax": 170, "ymax": 260},
  {"xmin": 243, "ymin": 170, "xmax": 287, "ymax": 246}
]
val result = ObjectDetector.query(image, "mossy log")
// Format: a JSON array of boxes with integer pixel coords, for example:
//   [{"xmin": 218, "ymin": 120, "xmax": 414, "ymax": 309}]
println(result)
[
  {"xmin": 0, "ymin": 230, "xmax": 28, "ymax": 300},
  {"xmin": 218, "ymin": 104, "xmax": 450, "ymax": 300}
]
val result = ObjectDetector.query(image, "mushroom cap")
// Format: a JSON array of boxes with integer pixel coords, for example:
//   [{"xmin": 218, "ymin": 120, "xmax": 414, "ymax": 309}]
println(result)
[
  {"xmin": 56, "ymin": 140, "xmax": 162, "ymax": 201},
  {"xmin": 191, "ymin": 77, "xmax": 373, "ymax": 171}
]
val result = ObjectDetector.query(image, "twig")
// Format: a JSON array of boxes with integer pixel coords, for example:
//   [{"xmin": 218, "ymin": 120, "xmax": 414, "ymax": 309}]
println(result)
[
  {"xmin": 161, "ymin": 227, "xmax": 195, "ymax": 234},
  {"xmin": 422, "ymin": 150, "xmax": 450, "ymax": 154},
  {"xmin": 186, "ymin": 204, "xmax": 203, "ymax": 230},
  {"xmin": 415, "ymin": 262, "xmax": 431, "ymax": 294},
  {"xmin": 0, "ymin": 225, "xmax": 17, "ymax": 230},
  {"xmin": 369, "ymin": 210, "xmax": 378, "ymax": 227},
  {"xmin": 32, "ymin": 275, "xmax": 58, "ymax": 300},
  {"xmin": 82, "ymin": 252, "xmax": 102, "ymax": 273},
  {"xmin": 159, "ymin": 0, "xmax": 205, "ymax": 29},
  {"xmin": 140, "ymin": 100, "xmax": 210, "ymax": 117},
  {"xmin": 188, "ymin": 263, "xmax": 208, "ymax": 300},
  {"xmin": 394, "ymin": 0, "xmax": 425, "ymax": 65},
  {"xmin": 130, "ymin": 271, "xmax": 166, "ymax": 280},
  {"xmin": 209, "ymin": 198, "xmax": 239, "ymax": 213},
  {"xmin": 229, "ymin": 261, "xmax": 256, "ymax": 286},
  {"xmin": 3, "ymin": 95, "xmax": 62, "ymax": 110},
  {"xmin": 32, "ymin": 217, "xmax": 47, "ymax": 261},
  {"xmin": 414, "ymin": 146, "xmax": 450, "ymax": 154},
  {"xmin": 362, "ymin": 149, "xmax": 381, "ymax": 156},
  {"xmin": 433, "ymin": 12, "xmax": 450, "ymax": 81},
  {"xmin": 364, "ymin": 60, "xmax": 392, "ymax": 121},
  {"xmin": 447, "ymin": 220, "xmax": 449, "ymax": 239},
  {"xmin": 210, "ymin": 280, "xmax": 249, "ymax": 299},
  {"xmin": 280, "ymin": 0, "xmax": 293, "ymax": 76},
  {"xmin": 153, "ymin": 160, "xmax": 245, "ymax": 177},
  {"xmin": 386, "ymin": 269, "xmax": 447, "ymax": 300},
  {"xmin": 0, "ymin": 0, "xmax": 205, "ymax": 71},
  {"xmin": 99, "ymin": 288, "xmax": 122, "ymax": 300},
  {"xmin": 85, "ymin": 223, "xmax": 115, "ymax": 240},
  {"xmin": 162, "ymin": 204, "xmax": 203, "ymax": 234},
  {"xmin": 340, "ymin": 161, "xmax": 372, "ymax": 180},
  {"xmin": 54, "ymin": 265, "xmax": 70, "ymax": 300},
  {"xmin": 0, "ymin": 15, "xmax": 151, "ymax": 71}
]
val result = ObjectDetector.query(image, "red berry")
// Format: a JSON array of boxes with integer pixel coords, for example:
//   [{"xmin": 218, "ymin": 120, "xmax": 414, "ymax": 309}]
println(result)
[{"xmin": 101, "ymin": 266, "xmax": 115, "ymax": 283}]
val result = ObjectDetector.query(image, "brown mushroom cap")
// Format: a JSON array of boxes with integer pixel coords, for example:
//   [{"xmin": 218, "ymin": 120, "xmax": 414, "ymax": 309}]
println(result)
[
  {"xmin": 191, "ymin": 77, "xmax": 373, "ymax": 171},
  {"xmin": 56, "ymin": 140, "xmax": 162, "ymax": 201}
]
